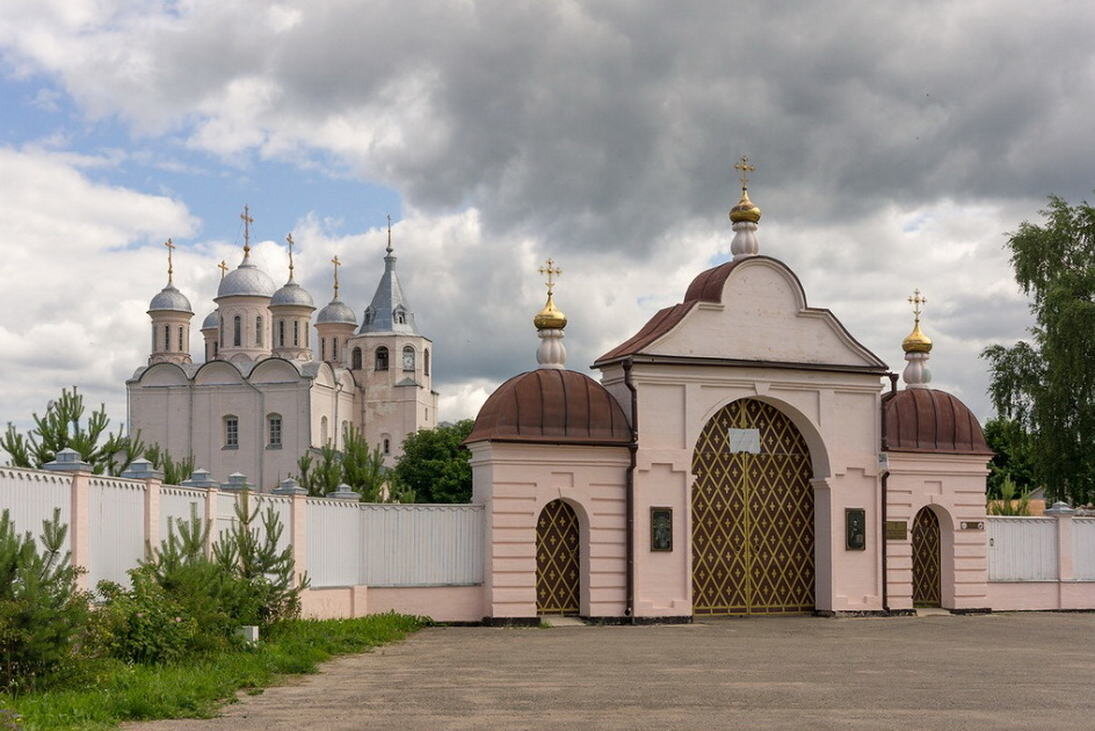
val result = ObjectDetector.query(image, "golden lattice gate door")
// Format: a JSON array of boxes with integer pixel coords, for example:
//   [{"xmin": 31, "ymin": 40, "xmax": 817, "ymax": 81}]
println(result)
[
  {"xmin": 691, "ymin": 398, "xmax": 815, "ymax": 615},
  {"xmin": 912, "ymin": 506, "xmax": 941, "ymax": 607},
  {"xmin": 536, "ymin": 499, "xmax": 580, "ymax": 615}
]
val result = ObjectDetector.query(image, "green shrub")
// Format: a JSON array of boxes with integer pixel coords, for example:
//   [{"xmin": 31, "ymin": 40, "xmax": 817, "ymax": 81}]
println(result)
[
  {"xmin": 97, "ymin": 577, "xmax": 198, "ymax": 665},
  {"xmin": 137, "ymin": 513, "xmax": 249, "ymax": 652},
  {"xmin": 0, "ymin": 509, "xmax": 89, "ymax": 693},
  {"xmin": 211, "ymin": 494, "xmax": 308, "ymax": 624}
]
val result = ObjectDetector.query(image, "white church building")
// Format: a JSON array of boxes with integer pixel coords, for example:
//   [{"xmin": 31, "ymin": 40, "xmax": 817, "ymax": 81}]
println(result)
[{"xmin": 127, "ymin": 215, "xmax": 438, "ymax": 490}]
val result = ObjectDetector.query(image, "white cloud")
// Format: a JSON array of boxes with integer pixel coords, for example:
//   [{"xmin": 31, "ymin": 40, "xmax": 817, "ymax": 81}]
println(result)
[{"xmin": 0, "ymin": 146, "xmax": 196, "ymax": 429}]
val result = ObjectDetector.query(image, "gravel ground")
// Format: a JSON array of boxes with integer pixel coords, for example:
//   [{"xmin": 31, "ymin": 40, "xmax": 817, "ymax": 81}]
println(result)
[{"xmin": 131, "ymin": 612, "xmax": 1095, "ymax": 729}]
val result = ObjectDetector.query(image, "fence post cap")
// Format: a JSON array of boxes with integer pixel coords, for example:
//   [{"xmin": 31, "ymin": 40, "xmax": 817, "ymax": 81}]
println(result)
[
  {"xmin": 221, "ymin": 472, "xmax": 253, "ymax": 491},
  {"xmin": 180, "ymin": 468, "xmax": 218, "ymax": 488},
  {"xmin": 273, "ymin": 477, "xmax": 308, "ymax": 496},
  {"xmin": 330, "ymin": 483, "xmax": 361, "ymax": 501},
  {"xmin": 120, "ymin": 458, "xmax": 164, "ymax": 480},
  {"xmin": 1045, "ymin": 501, "xmax": 1076, "ymax": 516},
  {"xmin": 42, "ymin": 447, "xmax": 92, "ymax": 472}
]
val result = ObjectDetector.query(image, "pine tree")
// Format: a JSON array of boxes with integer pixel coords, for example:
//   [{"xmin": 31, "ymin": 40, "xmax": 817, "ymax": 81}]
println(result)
[{"xmin": 0, "ymin": 508, "xmax": 88, "ymax": 691}]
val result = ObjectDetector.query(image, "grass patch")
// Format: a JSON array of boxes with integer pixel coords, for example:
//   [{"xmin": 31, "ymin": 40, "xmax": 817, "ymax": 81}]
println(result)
[{"xmin": 0, "ymin": 612, "xmax": 426, "ymax": 729}]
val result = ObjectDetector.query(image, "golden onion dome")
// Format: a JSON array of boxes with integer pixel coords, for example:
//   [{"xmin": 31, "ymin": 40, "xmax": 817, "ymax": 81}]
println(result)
[
  {"xmin": 729, "ymin": 188, "xmax": 762, "ymax": 224},
  {"xmin": 902, "ymin": 320, "xmax": 933, "ymax": 353},
  {"xmin": 533, "ymin": 292, "xmax": 567, "ymax": 330}
]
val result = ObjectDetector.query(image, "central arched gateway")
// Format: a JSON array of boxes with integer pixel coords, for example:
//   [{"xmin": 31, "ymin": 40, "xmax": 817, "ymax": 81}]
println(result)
[
  {"xmin": 536, "ymin": 499, "xmax": 580, "ymax": 615},
  {"xmin": 691, "ymin": 398, "xmax": 815, "ymax": 614}
]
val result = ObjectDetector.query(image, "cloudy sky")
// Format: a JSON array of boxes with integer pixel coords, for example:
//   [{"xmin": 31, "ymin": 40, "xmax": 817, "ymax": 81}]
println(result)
[{"xmin": 2, "ymin": 0, "xmax": 1092, "ymax": 438}]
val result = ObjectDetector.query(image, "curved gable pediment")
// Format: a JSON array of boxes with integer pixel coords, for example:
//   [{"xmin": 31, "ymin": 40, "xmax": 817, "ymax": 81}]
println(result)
[
  {"xmin": 249, "ymin": 357, "xmax": 303, "ymax": 384},
  {"xmin": 135, "ymin": 362, "xmax": 190, "ymax": 386},
  {"xmin": 193, "ymin": 360, "xmax": 245, "ymax": 385},
  {"xmin": 598, "ymin": 256, "xmax": 885, "ymax": 370}
]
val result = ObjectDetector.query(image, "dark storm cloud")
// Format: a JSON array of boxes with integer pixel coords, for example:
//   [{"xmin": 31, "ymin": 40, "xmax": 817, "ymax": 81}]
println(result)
[{"xmin": 2, "ymin": 0, "xmax": 1090, "ymax": 422}]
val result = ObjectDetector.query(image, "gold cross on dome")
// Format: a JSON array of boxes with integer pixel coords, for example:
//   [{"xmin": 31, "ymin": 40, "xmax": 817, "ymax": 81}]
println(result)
[
  {"xmin": 538, "ymin": 258, "xmax": 562, "ymax": 294},
  {"xmin": 285, "ymin": 233, "xmax": 295, "ymax": 278},
  {"xmin": 164, "ymin": 238, "xmax": 175, "ymax": 284},
  {"xmin": 240, "ymin": 205, "xmax": 254, "ymax": 252},
  {"xmin": 331, "ymin": 254, "xmax": 342, "ymax": 297},
  {"xmin": 218, "ymin": 259, "xmax": 229, "ymax": 279},
  {"xmin": 734, "ymin": 155, "xmax": 756, "ymax": 190},
  {"xmin": 908, "ymin": 288, "xmax": 927, "ymax": 322}
]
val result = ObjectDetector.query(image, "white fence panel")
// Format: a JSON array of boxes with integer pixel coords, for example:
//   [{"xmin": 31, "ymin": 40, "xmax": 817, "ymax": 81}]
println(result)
[
  {"xmin": 159, "ymin": 486, "xmax": 207, "ymax": 542},
  {"xmin": 361, "ymin": 504, "xmax": 483, "ymax": 587},
  {"xmin": 215, "ymin": 491, "xmax": 239, "ymax": 539},
  {"xmin": 1074, "ymin": 519, "xmax": 1095, "ymax": 581},
  {"xmin": 307, "ymin": 498, "xmax": 362, "ymax": 587},
  {"xmin": 253, "ymin": 494, "xmax": 293, "ymax": 555},
  {"xmin": 0, "ymin": 467, "xmax": 72, "ymax": 554},
  {"xmin": 988, "ymin": 517, "xmax": 1058, "ymax": 581},
  {"xmin": 87, "ymin": 477, "xmax": 146, "ymax": 587}
]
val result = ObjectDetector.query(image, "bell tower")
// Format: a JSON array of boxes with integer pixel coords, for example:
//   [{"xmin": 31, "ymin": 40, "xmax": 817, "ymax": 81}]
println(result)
[{"xmin": 347, "ymin": 216, "xmax": 437, "ymax": 464}]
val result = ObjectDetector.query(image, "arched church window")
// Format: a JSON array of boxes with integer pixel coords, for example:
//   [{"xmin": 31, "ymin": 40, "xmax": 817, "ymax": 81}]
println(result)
[
  {"xmin": 267, "ymin": 413, "xmax": 282, "ymax": 448},
  {"xmin": 278, "ymin": 320, "xmax": 285, "ymax": 347},
  {"xmin": 163, "ymin": 325, "xmax": 170, "ymax": 352},
  {"xmin": 376, "ymin": 347, "xmax": 389, "ymax": 371},
  {"xmin": 213, "ymin": 341, "xmax": 218, "ymax": 357},
  {"xmin": 256, "ymin": 316, "xmax": 263, "ymax": 346},
  {"xmin": 333, "ymin": 338, "xmax": 338, "ymax": 362},
  {"xmin": 424, "ymin": 349, "xmax": 430, "ymax": 376},
  {"xmin": 293, "ymin": 320, "xmax": 299, "ymax": 346},
  {"xmin": 320, "ymin": 338, "xmax": 326, "ymax": 360},
  {"xmin": 320, "ymin": 416, "xmax": 329, "ymax": 445},
  {"xmin": 402, "ymin": 346, "xmax": 415, "ymax": 372},
  {"xmin": 383, "ymin": 437, "xmax": 390, "ymax": 455},
  {"xmin": 224, "ymin": 415, "xmax": 239, "ymax": 448},
  {"xmin": 233, "ymin": 315, "xmax": 241, "ymax": 347},
  {"xmin": 178, "ymin": 326, "xmax": 184, "ymax": 352},
  {"xmin": 352, "ymin": 347, "xmax": 362, "ymax": 370}
]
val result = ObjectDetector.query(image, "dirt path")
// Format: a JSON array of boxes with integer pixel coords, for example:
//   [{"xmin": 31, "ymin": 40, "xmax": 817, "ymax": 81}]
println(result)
[{"xmin": 133, "ymin": 612, "xmax": 1095, "ymax": 729}]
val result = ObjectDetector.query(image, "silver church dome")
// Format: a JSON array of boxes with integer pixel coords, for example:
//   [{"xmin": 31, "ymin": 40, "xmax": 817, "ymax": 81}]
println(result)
[
  {"xmin": 201, "ymin": 310, "xmax": 220, "ymax": 330},
  {"xmin": 217, "ymin": 257, "xmax": 277, "ymax": 299},
  {"xmin": 148, "ymin": 284, "xmax": 193, "ymax": 314},
  {"xmin": 271, "ymin": 281, "xmax": 315, "ymax": 308},
  {"xmin": 316, "ymin": 299, "xmax": 357, "ymax": 325}
]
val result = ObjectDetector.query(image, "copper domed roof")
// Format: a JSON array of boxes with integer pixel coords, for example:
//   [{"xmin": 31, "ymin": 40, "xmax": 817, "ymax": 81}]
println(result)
[
  {"xmin": 882, "ymin": 389, "xmax": 993, "ymax": 455},
  {"xmin": 465, "ymin": 369, "xmax": 632, "ymax": 446}
]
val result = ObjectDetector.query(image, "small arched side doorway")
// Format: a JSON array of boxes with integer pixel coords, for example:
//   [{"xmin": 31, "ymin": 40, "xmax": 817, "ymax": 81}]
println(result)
[
  {"xmin": 536, "ymin": 499, "xmax": 580, "ymax": 615},
  {"xmin": 691, "ymin": 398, "xmax": 815, "ymax": 615},
  {"xmin": 912, "ymin": 506, "xmax": 942, "ymax": 607}
]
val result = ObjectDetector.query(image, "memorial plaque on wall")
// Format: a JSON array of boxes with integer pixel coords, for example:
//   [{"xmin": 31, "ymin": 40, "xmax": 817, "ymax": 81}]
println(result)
[
  {"xmin": 845, "ymin": 507, "xmax": 866, "ymax": 550},
  {"xmin": 650, "ymin": 507, "xmax": 673, "ymax": 551},
  {"xmin": 885, "ymin": 520, "xmax": 907, "ymax": 541}
]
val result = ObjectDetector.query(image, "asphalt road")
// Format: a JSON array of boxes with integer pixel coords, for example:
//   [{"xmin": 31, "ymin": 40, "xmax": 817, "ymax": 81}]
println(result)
[{"xmin": 135, "ymin": 612, "xmax": 1095, "ymax": 729}]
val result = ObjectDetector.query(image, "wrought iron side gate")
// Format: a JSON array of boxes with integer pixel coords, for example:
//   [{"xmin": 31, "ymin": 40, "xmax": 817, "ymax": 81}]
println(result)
[
  {"xmin": 691, "ymin": 398, "xmax": 815, "ymax": 614},
  {"xmin": 912, "ymin": 506, "xmax": 941, "ymax": 607},
  {"xmin": 536, "ymin": 499, "xmax": 580, "ymax": 615}
]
